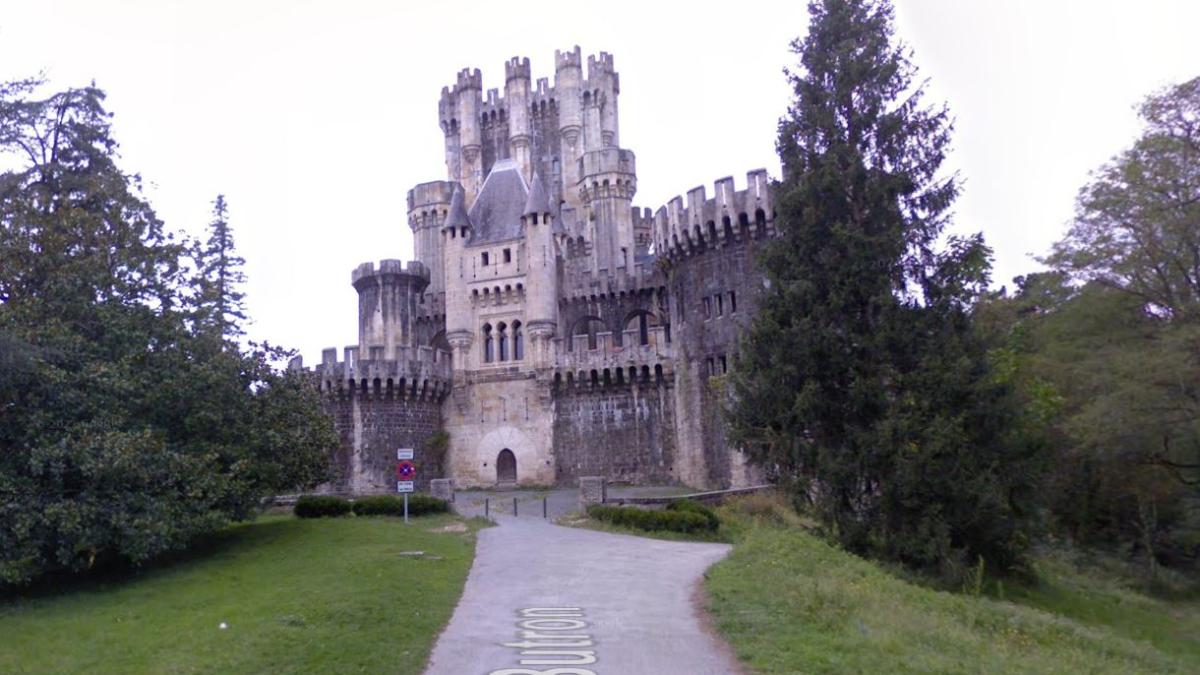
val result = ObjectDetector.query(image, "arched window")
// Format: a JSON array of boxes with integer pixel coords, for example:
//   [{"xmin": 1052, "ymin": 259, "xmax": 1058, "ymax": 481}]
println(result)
[
  {"xmin": 483, "ymin": 323, "xmax": 494, "ymax": 363},
  {"xmin": 570, "ymin": 316, "xmax": 606, "ymax": 351},
  {"xmin": 624, "ymin": 310, "xmax": 658, "ymax": 346},
  {"xmin": 513, "ymin": 321, "xmax": 524, "ymax": 360},
  {"xmin": 498, "ymin": 322, "xmax": 509, "ymax": 361}
]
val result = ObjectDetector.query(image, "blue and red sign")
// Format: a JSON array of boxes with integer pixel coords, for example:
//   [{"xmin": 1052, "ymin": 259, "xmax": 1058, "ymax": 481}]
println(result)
[{"xmin": 396, "ymin": 460, "xmax": 416, "ymax": 481}]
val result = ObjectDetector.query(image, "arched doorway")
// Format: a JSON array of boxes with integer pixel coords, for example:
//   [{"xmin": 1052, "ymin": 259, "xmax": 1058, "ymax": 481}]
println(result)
[{"xmin": 496, "ymin": 449, "xmax": 517, "ymax": 486}]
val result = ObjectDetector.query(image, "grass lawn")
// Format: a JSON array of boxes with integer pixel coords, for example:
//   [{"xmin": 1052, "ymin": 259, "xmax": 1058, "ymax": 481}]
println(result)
[
  {"xmin": 0, "ymin": 514, "xmax": 481, "ymax": 675},
  {"xmin": 705, "ymin": 498, "xmax": 1200, "ymax": 674}
]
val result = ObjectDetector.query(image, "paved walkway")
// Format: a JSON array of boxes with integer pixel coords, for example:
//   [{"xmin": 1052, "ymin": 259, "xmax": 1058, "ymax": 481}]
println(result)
[{"xmin": 424, "ymin": 515, "xmax": 740, "ymax": 675}]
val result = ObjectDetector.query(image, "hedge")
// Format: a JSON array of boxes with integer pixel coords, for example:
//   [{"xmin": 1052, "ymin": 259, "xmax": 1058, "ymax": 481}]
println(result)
[
  {"xmin": 586, "ymin": 504, "xmax": 715, "ymax": 534},
  {"xmin": 352, "ymin": 494, "xmax": 450, "ymax": 517},
  {"xmin": 294, "ymin": 495, "xmax": 352, "ymax": 518},
  {"xmin": 666, "ymin": 499, "xmax": 721, "ymax": 531}
]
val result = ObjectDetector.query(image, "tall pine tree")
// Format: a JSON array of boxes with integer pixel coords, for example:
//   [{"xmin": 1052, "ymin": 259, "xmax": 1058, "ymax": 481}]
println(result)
[
  {"xmin": 194, "ymin": 194, "xmax": 247, "ymax": 339},
  {"xmin": 730, "ymin": 0, "xmax": 1044, "ymax": 575}
]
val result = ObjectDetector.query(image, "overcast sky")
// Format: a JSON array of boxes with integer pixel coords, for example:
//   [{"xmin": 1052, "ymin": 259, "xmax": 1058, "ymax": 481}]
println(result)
[{"xmin": 2, "ymin": 1, "xmax": 1197, "ymax": 363}]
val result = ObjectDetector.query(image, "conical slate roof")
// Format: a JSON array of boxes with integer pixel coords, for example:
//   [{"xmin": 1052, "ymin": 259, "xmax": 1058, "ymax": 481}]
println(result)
[
  {"xmin": 523, "ymin": 171, "xmax": 550, "ymax": 217},
  {"xmin": 443, "ymin": 184, "xmax": 471, "ymax": 230},
  {"xmin": 467, "ymin": 158, "xmax": 528, "ymax": 244}
]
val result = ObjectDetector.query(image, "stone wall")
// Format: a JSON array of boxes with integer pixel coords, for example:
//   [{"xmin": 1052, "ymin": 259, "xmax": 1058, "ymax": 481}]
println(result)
[
  {"xmin": 666, "ymin": 227, "xmax": 772, "ymax": 489},
  {"xmin": 551, "ymin": 379, "xmax": 677, "ymax": 485},
  {"xmin": 322, "ymin": 393, "xmax": 444, "ymax": 494}
]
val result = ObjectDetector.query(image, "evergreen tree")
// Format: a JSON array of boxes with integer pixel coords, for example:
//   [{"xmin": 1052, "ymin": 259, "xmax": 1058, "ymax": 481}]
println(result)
[
  {"xmin": 194, "ymin": 194, "xmax": 247, "ymax": 339},
  {"xmin": 729, "ymin": 0, "xmax": 1044, "ymax": 574}
]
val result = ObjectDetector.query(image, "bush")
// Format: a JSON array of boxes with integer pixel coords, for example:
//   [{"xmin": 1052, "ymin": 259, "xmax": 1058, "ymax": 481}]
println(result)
[
  {"xmin": 666, "ymin": 499, "xmax": 721, "ymax": 531},
  {"xmin": 587, "ymin": 504, "xmax": 715, "ymax": 534},
  {"xmin": 352, "ymin": 494, "xmax": 449, "ymax": 517},
  {"xmin": 294, "ymin": 495, "xmax": 352, "ymax": 518}
]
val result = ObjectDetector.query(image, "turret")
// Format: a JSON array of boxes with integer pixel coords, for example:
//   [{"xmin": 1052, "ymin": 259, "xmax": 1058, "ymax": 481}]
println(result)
[
  {"xmin": 352, "ymin": 260, "xmax": 430, "ymax": 360},
  {"xmin": 505, "ymin": 56, "xmax": 532, "ymax": 182},
  {"xmin": 521, "ymin": 173, "xmax": 558, "ymax": 364},
  {"xmin": 441, "ymin": 186, "xmax": 475, "ymax": 371},
  {"xmin": 453, "ymin": 68, "xmax": 484, "ymax": 202},
  {"xmin": 585, "ymin": 52, "xmax": 619, "ymax": 150},
  {"xmin": 555, "ymin": 46, "xmax": 584, "ymax": 212},
  {"xmin": 579, "ymin": 148, "xmax": 637, "ymax": 273},
  {"xmin": 407, "ymin": 181, "xmax": 455, "ymax": 299}
]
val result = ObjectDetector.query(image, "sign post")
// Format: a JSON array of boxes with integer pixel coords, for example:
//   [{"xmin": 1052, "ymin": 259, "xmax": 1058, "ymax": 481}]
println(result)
[{"xmin": 396, "ymin": 449, "xmax": 416, "ymax": 523}]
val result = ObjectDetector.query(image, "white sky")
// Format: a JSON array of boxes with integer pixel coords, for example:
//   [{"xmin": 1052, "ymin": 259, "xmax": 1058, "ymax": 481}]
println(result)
[{"xmin": 1, "ymin": 1, "xmax": 1197, "ymax": 362}]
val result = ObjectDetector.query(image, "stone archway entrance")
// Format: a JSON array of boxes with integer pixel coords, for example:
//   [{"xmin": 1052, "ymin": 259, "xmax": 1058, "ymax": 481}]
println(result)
[{"xmin": 496, "ymin": 448, "xmax": 517, "ymax": 486}]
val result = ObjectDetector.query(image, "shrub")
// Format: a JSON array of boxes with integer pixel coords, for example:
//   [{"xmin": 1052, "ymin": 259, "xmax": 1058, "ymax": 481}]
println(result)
[
  {"xmin": 294, "ymin": 495, "xmax": 352, "ymax": 518},
  {"xmin": 587, "ymin": 504, "xmax": 715, "ymax": 534},
  {"xmin": 666, "ymin": 499, "xmax": 721, "ymax": 531},
  {"xmin": 352, "ymin": 494, "xmax": 450, "ymax": 517}
]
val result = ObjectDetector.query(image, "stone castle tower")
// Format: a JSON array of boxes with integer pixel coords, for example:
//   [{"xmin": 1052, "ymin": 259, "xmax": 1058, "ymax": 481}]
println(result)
[{"xmin": 312, "ymin": 48, "xmax": 775, "ymax": 491}]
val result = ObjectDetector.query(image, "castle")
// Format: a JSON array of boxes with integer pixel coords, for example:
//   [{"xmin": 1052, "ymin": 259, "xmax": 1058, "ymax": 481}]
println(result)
[{"xmin": 309, "ymin": 48, "xmax": 776, "ymax": 491}]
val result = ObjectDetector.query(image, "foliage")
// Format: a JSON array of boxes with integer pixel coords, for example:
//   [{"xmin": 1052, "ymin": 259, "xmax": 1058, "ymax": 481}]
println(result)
[
  {"xmin": 665, "ymin": 499, "xmax": 721, "ymax": 531},
  {"xmin": 586, "ymin": 504, "xmax": 715, "ymax": 534},
  {"xmin": 0, "ymin": 515, "xmax": 478, "ymax": 674},
  {"xmin": 705, "ymin": 505, "xmax": 1199, "ymax": 674},
  {"xmin": 728, "ymin": 0, "xmax": 1044, "ymax": 576},
  {"xmin": 351, "ymin": 494, "xmax": 450, "ymax": 517},
  {"xmin": 977, "ymin": 274, "xmax": 1200, "ymax": 574},
  {"xmin": 423, "ymin": 430, "xmax": 450, "ymax": 477},
  {"xmin": 1045, "ymin": 77, "xmax": 1200, "ymax": 320},
  {"xmin": 0, "ymin": 80, "xmax": 335, "ymax": 586},
  {"xmin": 293, "ymin": 496, "xmax": 352, "ymax": 518}
]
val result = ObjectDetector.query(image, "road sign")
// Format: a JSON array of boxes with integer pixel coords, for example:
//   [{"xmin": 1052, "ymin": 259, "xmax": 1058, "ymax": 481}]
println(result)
[
  {"xmin": 397, "ymin": 460, "xmax": 416, "ymax": 481},
  {"xmin": 397, "ymin": 448, "xmax": 414, "ymax": 460},
  {"xmin": 397, "ymin": 481, "xmax": 414, "ymax": 493}
]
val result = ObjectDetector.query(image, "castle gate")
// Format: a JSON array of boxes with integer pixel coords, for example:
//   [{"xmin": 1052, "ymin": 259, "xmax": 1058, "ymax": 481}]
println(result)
[{"xmin": 496, "ymin": 448, "xmax": 517, "ymax": 485}]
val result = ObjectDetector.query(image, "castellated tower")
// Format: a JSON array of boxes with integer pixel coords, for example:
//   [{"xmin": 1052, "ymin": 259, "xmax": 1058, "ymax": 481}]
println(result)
[
  {"xmin": 353, "ymin": 260, "xmax": 428, "ymax": 360},
  {"xmin": 407, "ymin": 181, "xmax": 455, "ymax": 303}
]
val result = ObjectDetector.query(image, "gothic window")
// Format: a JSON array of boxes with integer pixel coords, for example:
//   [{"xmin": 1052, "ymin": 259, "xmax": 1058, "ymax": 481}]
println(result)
[
  {"xmin": 513, "ymin": 321, "xmax": 524, "ymax": 360},
  {"xmin": 498, "ymin": 322, "xmax": 509, "ymax": 361},
  {"xmin": 483, "ymin": 324, "xmax": 494, "ymax": 363}
]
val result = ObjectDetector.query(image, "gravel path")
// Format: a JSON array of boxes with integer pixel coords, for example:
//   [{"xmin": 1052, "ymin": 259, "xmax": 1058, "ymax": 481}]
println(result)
[{"xmin": 423, "ymin": 515, "xmax": 740, "ymax": 675}]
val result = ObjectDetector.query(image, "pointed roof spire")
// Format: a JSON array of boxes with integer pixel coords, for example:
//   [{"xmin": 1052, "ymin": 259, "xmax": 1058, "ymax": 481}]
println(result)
[
  {"xmin": 523, "ymin": 171, "xmax": 550, "ymax": 218},
  {"xmin": 443, "ymin": 184, "xmax": 471, "ymax": 230}
]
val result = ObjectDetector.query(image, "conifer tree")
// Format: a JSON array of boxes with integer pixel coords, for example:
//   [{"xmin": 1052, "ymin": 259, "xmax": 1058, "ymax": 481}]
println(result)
[
  {"xmin": 194, "ymin": 194, "xmax": 247, "ymax": 339},
  {"xmin": 730, "ymin": 0, "xmax": 1043, "ymax": 574}
]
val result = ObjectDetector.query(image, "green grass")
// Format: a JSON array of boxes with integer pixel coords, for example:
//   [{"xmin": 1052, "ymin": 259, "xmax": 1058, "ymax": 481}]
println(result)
[
  {"xmin": 0, "ymin": 514, "xmax": 480, "ymax": 674},
  {"xmin": 705, "ymin": 498, "xmax": 1200, "ymax": 674}
]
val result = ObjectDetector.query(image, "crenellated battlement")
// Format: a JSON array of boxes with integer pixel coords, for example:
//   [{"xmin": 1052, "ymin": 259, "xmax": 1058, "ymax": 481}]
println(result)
[
  {"xmin": 505, "ymin": 56, "xmax": 531, "ymax": 82},
  {"xmin": 559, "ymin": 259, "xmax": 664, "ymax": 303},
  {"xmin": 586, "ymin": 52, "xmax": 615, "ymax": 78},
  {"xmin": 351, "ymin": 259, "xmax": 430, "ymax": 287},
  {"xmin": 407, "ymin": 180, "xmax": 456, "ymax": 225},
  {"xmin": 455, "ymin": 67, "xmax": 483, "ymax": 92},
  {"xmin": 316, "ymin": 345, "xmax": 452, "ymax": 400},
  {"xmin": 555, "ymin": 45, "xmax": 582, "ymax": 71},
  {"xmin": 578, "ymin": 148, "xmax": 636, "ymax": 180},
  {"xmin": 653, "ymin": 169, "xmax": 775, "ymax": 261},
  {"xmin": 547, "ymin": 324, "xmax": 675, "ymax": 389}
]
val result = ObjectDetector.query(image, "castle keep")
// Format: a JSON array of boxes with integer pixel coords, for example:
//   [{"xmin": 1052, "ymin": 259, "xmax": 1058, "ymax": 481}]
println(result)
[{"xmin": 311, "ymin": 48, "xmax": 775, "ymax": 491}]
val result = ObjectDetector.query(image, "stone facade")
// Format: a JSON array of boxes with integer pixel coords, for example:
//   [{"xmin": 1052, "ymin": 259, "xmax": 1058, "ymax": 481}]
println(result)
[{"xmin": 310, "ymin": 48, "xmax": 774, "ymax": 493}]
